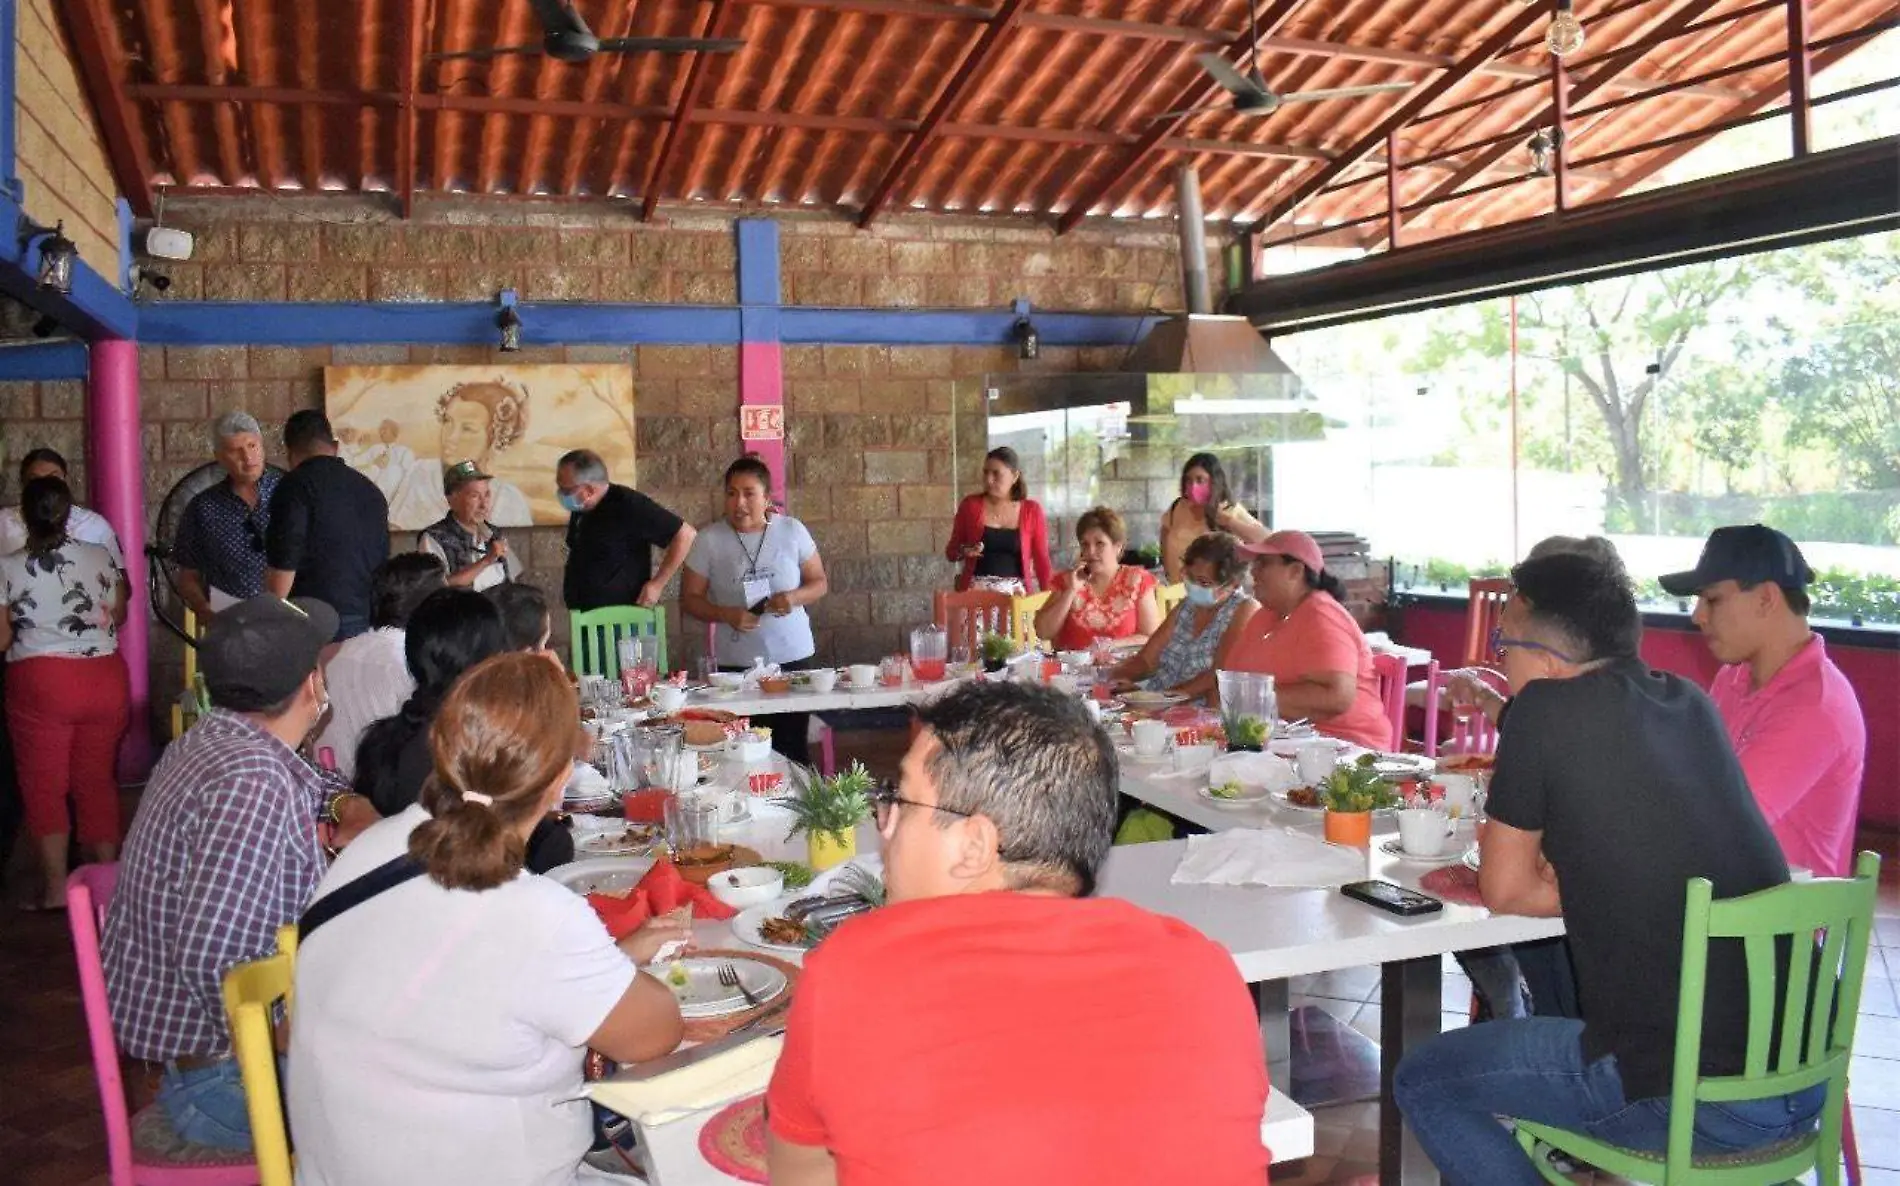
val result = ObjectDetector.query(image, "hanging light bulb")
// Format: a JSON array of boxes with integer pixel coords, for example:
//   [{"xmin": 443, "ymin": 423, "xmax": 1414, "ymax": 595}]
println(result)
[
  {"xmin": 1527, "ymin": 128, "xmax": 1559, "ymax": 176},
  {"xmin": 1547, "ymin": 0, "xmax": 1585, "ymax": 57}
]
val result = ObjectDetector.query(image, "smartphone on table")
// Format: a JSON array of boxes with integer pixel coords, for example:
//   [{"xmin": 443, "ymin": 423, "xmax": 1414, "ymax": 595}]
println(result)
[{"xmin": 1341, "ymin": 879, "xmax": 1443, "ymax": 917}]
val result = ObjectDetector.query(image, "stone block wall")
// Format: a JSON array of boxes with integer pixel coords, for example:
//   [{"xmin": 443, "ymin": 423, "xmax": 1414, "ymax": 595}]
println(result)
[
  {"xmin": 14, "ymin": 0, "xmax": 121, "ymax": 282},
  {"xmin": 0, "ymin": 377, "xmax": 90, "ymax": 502}
]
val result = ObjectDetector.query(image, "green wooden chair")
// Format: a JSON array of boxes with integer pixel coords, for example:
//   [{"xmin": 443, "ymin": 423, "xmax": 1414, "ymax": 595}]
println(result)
[
  {"xmin": 569, "ymin": 606, "xmax": 667, "ymax": 680},
  {"xmin": 1512, "ymin": 850, "xmax": 1881, "ymax": 1186}
]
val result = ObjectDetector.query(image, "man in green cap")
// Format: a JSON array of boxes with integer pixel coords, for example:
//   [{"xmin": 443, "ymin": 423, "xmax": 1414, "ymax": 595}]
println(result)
[{"xmin": 417, "ymin": 459, "xmax": 520, "ymax": 592}]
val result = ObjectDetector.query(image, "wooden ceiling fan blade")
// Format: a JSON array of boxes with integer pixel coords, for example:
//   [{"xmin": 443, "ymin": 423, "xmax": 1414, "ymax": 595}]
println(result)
[
  {"xmin": 1195, "ymin": 52, "xmax": 1263, "ymax": 97},
  {"xmin": 1277, "ymin": 83, "xmax": 1416, "ymax": 103},
  {"xmin": 425, "ymin": 44, "xmax": 548, "ymax": 61},
  {"xmin": 595, "ymin": 37, "xmax": 748, "ymax": 53}
]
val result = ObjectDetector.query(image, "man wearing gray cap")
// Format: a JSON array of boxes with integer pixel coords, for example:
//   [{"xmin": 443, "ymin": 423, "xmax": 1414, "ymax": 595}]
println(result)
[
  {"xmin": 103, "ymin": 596, "xmax": 378, "ymax": 1150},
  {"xmin": 174, "ymin": 411, "xmax": 279, "ymax": 619}
]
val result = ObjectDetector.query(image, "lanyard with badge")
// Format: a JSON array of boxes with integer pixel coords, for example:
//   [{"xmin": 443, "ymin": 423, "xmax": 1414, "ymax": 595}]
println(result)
[{"xmin": 738, "ymin": 522, "xmax": 773, "ymax": 613}]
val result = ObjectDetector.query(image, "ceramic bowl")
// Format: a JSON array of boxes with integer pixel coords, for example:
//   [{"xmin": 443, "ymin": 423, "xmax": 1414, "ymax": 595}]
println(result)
[
  {"xmin": 707, "ymin": 865, "xmax": 785, "ymax": 909},
  {"xmin": 709, "ymin": 672, "xmax": 747, "ymax": 693},
  {"xmin": 807, "ymin": 669, "xmax": 839, "ymax": 694}
]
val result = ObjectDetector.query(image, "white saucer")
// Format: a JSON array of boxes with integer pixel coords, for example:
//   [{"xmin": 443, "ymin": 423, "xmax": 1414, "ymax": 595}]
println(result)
[{"xmin": 1379, "ymin": 838, "xmax": 1458, "ymax": 865}]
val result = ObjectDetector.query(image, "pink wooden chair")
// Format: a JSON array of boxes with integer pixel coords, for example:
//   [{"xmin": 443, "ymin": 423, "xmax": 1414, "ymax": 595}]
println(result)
[
  {"xmin": 1438, "ymin": 667, "xmax": 1507, "ymax": 757},
  {"xmin": 66, "ymin": 864, "xmax": 258, "ymax": 1186},
  {"xmin": 1371, "ymin": 652, "xmax": 1412, "ymax": 752}
]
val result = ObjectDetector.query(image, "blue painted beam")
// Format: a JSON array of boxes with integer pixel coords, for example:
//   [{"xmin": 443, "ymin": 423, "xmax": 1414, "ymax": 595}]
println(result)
[
  {"xmin": 139, "ymin": 300, "xmax": 745, "ymax": 346},
  {"xmin": 0, "ymin": 339, "xmax": 90, "ymax": 380},
  {"xmin": 735, "ymin": 219, "xmax": 780, "ymax": 308},
  {"xmin": 0, "ymin": 0, "xmax": 18, "ymax": 201},
  {"xmin": 135, "ymin": 299, "xmax": 1165, "ymax": 349}
]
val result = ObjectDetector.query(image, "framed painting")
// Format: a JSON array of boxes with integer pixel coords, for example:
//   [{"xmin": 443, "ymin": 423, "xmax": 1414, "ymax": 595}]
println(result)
[{"xmin": 323, "ymin": 364, "xmax": 636, "ymax": 530}]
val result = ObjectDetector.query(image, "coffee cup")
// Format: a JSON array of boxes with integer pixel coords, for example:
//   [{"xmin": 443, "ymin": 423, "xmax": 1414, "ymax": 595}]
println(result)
[
  {"xmin": 1294, "ymin": 743, "xmax": 1336, "ymax": 786},
  {"xmin": 846, "ymin": 664, "xmax": 877, "ymax": 689},
  {"xmin": 1436, "ymin": 773, "xmax": 1477, "ymax": 819},
  {"xmin": 1132, "ymin": 719, "xmax": 1169, "ymax": 758},
  {"xmin": 650, "ymin": 684, "xmax": 687, "ymax": 714},
  {"xmin": 808, "ymin": 668, "xmax": 839, "ymax": 694},
  {"xmin": 1397, "ymin": 807, "xmax": 1452, "ymax": 857}
]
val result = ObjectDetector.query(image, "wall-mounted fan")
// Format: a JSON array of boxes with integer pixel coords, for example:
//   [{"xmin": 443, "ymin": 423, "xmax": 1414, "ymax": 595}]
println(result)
[
  {"xmin": 429, "ymin": 0, "xmax": 744, "ymax": 63},
  {"xmin": 146, "ymin": 461, "xmax": 286, "ymax": 647},
  {"xmin": 1149, "ymin": 0, "xmax": 1413, "ymax": 122}
]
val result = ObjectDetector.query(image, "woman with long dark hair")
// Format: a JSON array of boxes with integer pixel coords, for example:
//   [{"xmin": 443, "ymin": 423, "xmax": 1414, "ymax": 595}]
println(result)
[
  {"xmin": 290, "ymin": 653, "xmax": 688, "ymax": 1186},
  {"xmin": 353, "ymin": 586, "xmax": 573, "ymax": 871},
  {"xmin": 1158, "ymin": 452, "xmax": 1268, "ymax": 584},
  {"xmin": 944, "ymin": 446, "xmax": 1053, "ymax": 594},
  {"xmin": 0, "ymin": 476, "xmax": 130, "ymax": 909}
]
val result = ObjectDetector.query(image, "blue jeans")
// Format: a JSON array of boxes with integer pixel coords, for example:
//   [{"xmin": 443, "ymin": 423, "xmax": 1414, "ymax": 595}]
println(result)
[
  {"xmin": 1394, "ymin": 1018, "xmax": 1825, "ymax": 1186},
  {"xmin": 157, "ymin": 1059, "xmax": 254, "ymax": 1151}
]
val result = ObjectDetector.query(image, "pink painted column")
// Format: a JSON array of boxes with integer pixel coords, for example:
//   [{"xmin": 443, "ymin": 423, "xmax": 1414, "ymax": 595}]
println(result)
[{"xmin": 86, "ymin": 339, "xmax": 153, "ymax": 778}]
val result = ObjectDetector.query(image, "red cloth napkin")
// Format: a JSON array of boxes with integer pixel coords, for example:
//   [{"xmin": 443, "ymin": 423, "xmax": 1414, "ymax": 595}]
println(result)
[{"xmin": 586, "ymin": 857, "xmax": 738, "ymax": 938}]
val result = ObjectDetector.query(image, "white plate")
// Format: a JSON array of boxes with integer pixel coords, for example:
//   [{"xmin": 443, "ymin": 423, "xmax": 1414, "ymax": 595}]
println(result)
[
  {"xmin": 1116, "ymin": 745, "xmax": 1173, "ymax": 764},
  {"xmin": 731, "ymin": 898, "xmax": 817, "ymax": 955},
  {"xmin": 1199, "ymin": 783, "xmax": 1271, "ymax": 808},
  {"xmin": 545, "ymin": 856, "xmax": 657, "ymax": 896},
  {"xmin": 651, "ymin": 957, "xmax": 788, "ymax": 1018},
  {"xmin": 1365, "ymin": 752, "xmax": 1436, "ymax": 778},
  {"xmin": 1379, "ymin": 838, "xmax": 1459, "ymax": 865},
  {"xmin": 1269, "ymin": 788, "xmax": 1326, "ymax": 813},
  {"xmin": 1267, "ymin": 736, "xmax": 1348, "ymax": 757},
  {"xmin": 1121, "ymin": 691, "xmax": 1186, "ymax": 709},
  {"xmin": 1463, "ymin": 847, "xmax": 1482, "ymax": 872}
]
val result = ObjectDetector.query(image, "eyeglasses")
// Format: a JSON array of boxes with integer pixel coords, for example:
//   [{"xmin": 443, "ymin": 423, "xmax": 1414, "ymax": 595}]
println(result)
[
  {"xmin": 244, "ymin": 519, "xmax": 265, "ymax": 554},
  {"xmin": 1488, "ymin": 626, "xmax": 1578, "ymax": 665},
  {"xmin": 869, "ymin": 781, "xmax": 976, "ymax": 832}
]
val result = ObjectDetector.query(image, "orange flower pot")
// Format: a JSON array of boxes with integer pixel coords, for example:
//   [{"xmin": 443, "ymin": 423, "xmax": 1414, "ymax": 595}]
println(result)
[{"xmin": 1323, "ymin": 809, "xmax": 1373, "ymax": 847}]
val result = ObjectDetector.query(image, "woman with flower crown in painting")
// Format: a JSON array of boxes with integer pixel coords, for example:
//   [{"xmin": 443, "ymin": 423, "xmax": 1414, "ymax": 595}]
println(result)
[{"xmin": 386, "ymin": 380, "xmax": 535, "ymax": 529}]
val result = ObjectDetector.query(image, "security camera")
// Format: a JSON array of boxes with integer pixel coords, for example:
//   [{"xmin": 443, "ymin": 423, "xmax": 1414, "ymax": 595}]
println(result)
[{"xmin": 145, "ymin": 226, "xmax": 194, "ymax": 261}]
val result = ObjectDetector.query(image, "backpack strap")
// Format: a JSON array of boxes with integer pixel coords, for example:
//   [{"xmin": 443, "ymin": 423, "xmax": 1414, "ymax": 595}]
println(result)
[{"xmin": 298, "ymin": 854, "xmax": 425, "ymax": 943}]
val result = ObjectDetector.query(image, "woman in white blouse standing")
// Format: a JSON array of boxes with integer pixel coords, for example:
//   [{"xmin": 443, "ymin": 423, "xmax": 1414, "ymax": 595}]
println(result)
[
  {"xmin": 680, "ymin": 456, "xmax": 829, "ymax": 765},
  {"xmin": 289, "ymin": 653, "xmax": 688, "ymax": 1186},
  {"xmin": 0, "ymin": 476, "xmax": 128, "ymax": 910}
]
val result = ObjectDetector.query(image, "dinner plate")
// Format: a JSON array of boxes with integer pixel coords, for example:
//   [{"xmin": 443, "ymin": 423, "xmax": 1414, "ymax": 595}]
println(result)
[
  {"xmin": 652, "ymin": 957, "xmax": 788, "ymax": 1018},
  {"xmin": 1121, "ymin": 691, "xmax": 1187, "ymax": 709},
  {"xmin": 572, "ymin": 821, "xmax": 661, "ymax": 857},
  {"xmin": 1267, "ymin": 736, "xmax": 1347, "ymax": 757},
  {"xmin": 1198, "ymin": 783, "xmax": 1271, "ymax": 808},
  {"xmin": 1379, "ymin": 838, "xmax": 1459, "ymax": 865},
  {"xmin": 1367, "ymin": 752, "xmax": 1436, "ymax": 778},
  {"xmin": 1462, "ymin": 847, "xmax": 1482, "ymax": 872},
  {"xmin": 731, "ymin": 899, "xmax": 817, "ymax": 955},
  {"xmin": 1270, "ymin": 788, "xmax": 1326, "ymax": 813},
  {"xmin": 545, "ymin": 856, "xmax": 657, "ymax": 896}
]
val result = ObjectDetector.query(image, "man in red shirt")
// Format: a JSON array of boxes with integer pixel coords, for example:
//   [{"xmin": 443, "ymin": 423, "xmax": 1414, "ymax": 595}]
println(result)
[
  {"xmin": 766, "ymin": 681, "xmax": 1271, "ymax": 1186},
  {"xmin": 1661, "ymin": 524, "xmax": 1866, "ymax": 877}
]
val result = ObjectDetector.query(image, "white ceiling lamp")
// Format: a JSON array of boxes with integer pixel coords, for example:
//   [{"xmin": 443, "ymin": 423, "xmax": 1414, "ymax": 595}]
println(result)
[{"xmin": 1547, "ymin": 0, "xmax": 1586, "ymax": 57}]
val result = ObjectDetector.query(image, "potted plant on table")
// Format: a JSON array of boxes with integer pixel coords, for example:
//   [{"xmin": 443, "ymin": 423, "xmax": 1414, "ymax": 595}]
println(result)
[
  {"xmin": 1319, "ymin": 757, "xmax": 1399, "ymax": 847},
  {"xmin": 979, "ymin": 630, "xmax": 1015, "ymax": 673},
  {"xmin": 778, "ymin": 760, "xmax": 875, "ymax": 870}
]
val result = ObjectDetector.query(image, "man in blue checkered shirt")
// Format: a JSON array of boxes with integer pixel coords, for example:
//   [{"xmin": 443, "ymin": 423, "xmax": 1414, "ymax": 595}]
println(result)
[{"xmin": 102, "ymin": 596, "xmax": 378, "ymax": 1151}]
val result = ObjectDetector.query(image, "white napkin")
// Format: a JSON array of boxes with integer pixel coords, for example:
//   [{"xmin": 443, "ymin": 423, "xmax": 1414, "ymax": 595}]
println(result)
[
  {"xmin": 1171, "ymin": 829, "xmax": 1364, "ymax": 889},
  {"xmin": 1207, "ymin": 751, "xmax": 1301, "ymax": 794},
  {"xmin": 584, "ymin": 1035, "xmax": 784, "ymax": 1126},
  {"xmin": 564, "ymin": 762, "xmax": 612, "ymax": 802}
]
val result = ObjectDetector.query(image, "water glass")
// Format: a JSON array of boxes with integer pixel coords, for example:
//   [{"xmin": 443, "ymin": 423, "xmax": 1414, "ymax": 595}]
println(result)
[
  {"xmin": 664, "ymin": 793, "xmax": 719, "ymax": 854},
  {"xmin": 618, "ymin": 636, "xmax": 660, "ymax": 699},
  {"xmin": 878, "ymin": 655, "xmax": 908, "ymax": 687},
  {"xmin": 631, "ymin": 722, "xmax": 684, "ymax": 791}
]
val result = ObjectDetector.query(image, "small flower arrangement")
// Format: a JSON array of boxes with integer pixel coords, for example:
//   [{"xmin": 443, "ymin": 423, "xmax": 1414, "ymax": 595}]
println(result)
[
  {"xmin": 979, "ymin": 631, "xmax": 1015, "ymax": 671},
  {"xmin": 1222, "ymin": 713, "xmax": 1269, "ymax": 751},
  {"xmin": 1319, "ymin": 763, "xmax": 1399, "ymax": 814},
  {"xmin": 776, "ymin": 761, "xmax": 875, "ymax": 846}
]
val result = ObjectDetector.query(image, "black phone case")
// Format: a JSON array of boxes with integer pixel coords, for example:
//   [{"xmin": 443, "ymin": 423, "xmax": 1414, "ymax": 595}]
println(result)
[{"xmin": 1341, "ymin": 879, "xmax": 1444, "ymax": 916}]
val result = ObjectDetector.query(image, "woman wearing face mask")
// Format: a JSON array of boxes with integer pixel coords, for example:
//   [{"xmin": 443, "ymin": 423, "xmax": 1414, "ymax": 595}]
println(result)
[
  {"xmin": 680, "ymin": 457, "xmax": 829, "ymax": 764},
  {"xmin": 1158, "ymin": 453, "xmax": 1269, "ymax": 584},
  {"xmin": 1109, "ymin": 533, "xmax": 1258, "ymax": 702},
  {"xmin": 944, "ymin": 447, "xmax": 1053, "ymax": 595},
  {"xmin": 1033, "ymin": 506, "xmax": 1162, "ymax": 654}
]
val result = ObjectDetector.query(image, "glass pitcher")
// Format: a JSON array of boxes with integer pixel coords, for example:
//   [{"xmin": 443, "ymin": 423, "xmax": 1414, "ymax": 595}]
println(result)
[
  {"xmin": 909, "ymin": 624, "xmax": 948, "ymax": 682},
  {"xmin": 630, "ymin": 722, "xmax": 685, "ymax": 791},
  {"xmin": 1216, "ymin": 670, "xmax": 1277, "ymax": 750},
  {"xmin": 618, "ymin": 635, "xmax": 660, "ymax": 700}
]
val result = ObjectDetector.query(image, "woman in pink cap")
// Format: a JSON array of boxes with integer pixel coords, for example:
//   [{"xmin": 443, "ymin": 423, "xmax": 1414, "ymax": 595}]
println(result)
[{"xmin": 1225, "ymin": 530, "xmax": 1390, "ymax": 750}]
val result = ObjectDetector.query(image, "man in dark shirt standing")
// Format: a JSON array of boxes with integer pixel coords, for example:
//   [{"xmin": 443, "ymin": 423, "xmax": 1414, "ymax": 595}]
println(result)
[
  {"xmin": 265, "ymin": 411, "xmax": 391, "ymax": 641},
  {"xmin": 1394, "ymin": 552, "xmax": 1822, "ymax": 1185},
  {"xmin": 557, "ymin": 449, "xmax": 695, "ymax": 612},
  {"xmin": 175, "ymin": 411, "xmax": 280, "ymax": 620}
]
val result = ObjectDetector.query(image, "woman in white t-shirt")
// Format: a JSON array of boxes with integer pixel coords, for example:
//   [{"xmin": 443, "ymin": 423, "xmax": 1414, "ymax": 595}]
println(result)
[
  {"xmin": 0, "ymin": 476, "xmax": 129, "ymax": 911},
  {"xmin": 680, "ymin": 456, "xmax": 829, "ymax": 764},
  {"xmin": 288, "ymin": 653, "xmax": 689, "ymax": 1186}
]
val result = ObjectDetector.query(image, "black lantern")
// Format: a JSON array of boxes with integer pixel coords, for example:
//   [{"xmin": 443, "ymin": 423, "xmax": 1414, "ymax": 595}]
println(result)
[
  {"xmin": 19, "ymin": 218, "xmax": 77, "ymax": 295},
  {"xmin": 1012, "ymin": 316, "xmax": 1039, "ymax": 361},
  {"xmin": 497, "ymin": 304, "xmax": 522, "ymax": 352}
]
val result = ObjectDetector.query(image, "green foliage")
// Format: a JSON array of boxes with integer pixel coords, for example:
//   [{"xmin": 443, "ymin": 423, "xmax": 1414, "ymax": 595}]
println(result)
[
  {"xmin": 1222, "ymin": 713, "xmax": 1269, "ymax": 748},
  {"xmin": 778, "ymin": 761, "xmax": 874, "ymax": 843},
  {"xmin": 980, "ymin": 630, "xmax": 1015, "ymax": 664},
  {"xmin": 1321, "ymin": 760, "xmax": 1399, "ymax": 814}
]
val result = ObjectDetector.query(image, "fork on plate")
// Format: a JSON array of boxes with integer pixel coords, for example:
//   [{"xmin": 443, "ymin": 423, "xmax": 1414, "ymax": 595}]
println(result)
[{"xmin": 717, "ymin": 963, "xmax": 763, "ymax": 1008}]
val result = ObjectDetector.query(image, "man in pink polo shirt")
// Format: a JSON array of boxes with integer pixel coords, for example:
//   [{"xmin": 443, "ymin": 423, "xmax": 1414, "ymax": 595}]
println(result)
[{"xmin": 1661, "ymin": 524, "xmax": 1866, "ymax": 877}]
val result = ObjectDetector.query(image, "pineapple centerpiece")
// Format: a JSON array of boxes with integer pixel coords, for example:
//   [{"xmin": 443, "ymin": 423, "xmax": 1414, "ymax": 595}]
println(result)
[{"xmin": 778, "ymin": 760, "xmax": 875, "ymax": 870}]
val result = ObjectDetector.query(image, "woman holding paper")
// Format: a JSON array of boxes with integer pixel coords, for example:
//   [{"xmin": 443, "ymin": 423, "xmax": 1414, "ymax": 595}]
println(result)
[{"xmin": 289, "ymin": 653, "xmax": 689, "ymax": 1186}]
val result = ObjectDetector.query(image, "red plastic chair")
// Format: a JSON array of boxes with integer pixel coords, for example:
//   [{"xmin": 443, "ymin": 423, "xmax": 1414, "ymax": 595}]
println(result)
[
  {"xmin": 1462, "ymin": 578, "xmax": 1513, "ymax": 667},
  {"xmin": 66, "ymin": 864, "xmax": 258, "ymax": 1186},
  {"xmin": 934, "ymin": 589, "xmax": 1013, "ymax": 658}
]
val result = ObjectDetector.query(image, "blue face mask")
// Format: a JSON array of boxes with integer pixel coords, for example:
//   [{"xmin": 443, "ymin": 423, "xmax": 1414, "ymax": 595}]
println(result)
[
  {"xmin": 1185, "ymin": 583, "xmax": 1220, "ymax": 608},
  {"xmin": 559, "ymin": 490, "xmax": 587, "ymax": 513}
]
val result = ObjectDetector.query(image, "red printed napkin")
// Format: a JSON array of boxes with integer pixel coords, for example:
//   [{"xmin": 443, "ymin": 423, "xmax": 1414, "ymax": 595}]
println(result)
[{"xmin": 586, "ymin": 857, "xmax": 738, "ymax": 938}]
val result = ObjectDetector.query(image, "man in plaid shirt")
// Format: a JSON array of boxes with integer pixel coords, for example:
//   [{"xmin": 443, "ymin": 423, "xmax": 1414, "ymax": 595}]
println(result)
[{"xmin": 103, "ymin": 596, "xmax": 378, "ymax": 1150}]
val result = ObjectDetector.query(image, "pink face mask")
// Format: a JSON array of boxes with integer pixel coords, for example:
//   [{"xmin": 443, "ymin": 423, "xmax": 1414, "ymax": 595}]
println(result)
[{"xmin": 1186, "ymin": 479, "xmax": 1211, "ymax": 505}]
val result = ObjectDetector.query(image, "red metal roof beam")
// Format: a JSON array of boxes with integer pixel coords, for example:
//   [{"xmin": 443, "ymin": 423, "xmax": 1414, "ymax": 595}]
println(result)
[
  {"xmin": 855, "ymin": 0, "xmax": 1028, "ymax": 227},
  {"xmin": 639, "ymin": 0, "xmax": 736, "ymax": 220},
  {"xmin": 397, "ymin": 0, "xmax": 423, "ymax": 217},
  {"xmin": 50, "ymin": 0, "xmax": 156, "ymax": 216}
]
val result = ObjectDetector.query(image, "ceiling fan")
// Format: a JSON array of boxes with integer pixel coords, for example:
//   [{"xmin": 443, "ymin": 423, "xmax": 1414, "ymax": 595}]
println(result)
[
  {"xmin": 428, "ymin": 0, "xmax": 745, "ymax": 63},
  {"xmin": 1149, "ymin": 0, "xmax": 1413, "ymax": 122}
]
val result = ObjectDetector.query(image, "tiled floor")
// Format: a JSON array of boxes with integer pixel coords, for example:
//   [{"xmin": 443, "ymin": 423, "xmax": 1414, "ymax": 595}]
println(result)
[{"xmin": 1, "ymin": 777, "xmax": 1894, "ymax": 1185}]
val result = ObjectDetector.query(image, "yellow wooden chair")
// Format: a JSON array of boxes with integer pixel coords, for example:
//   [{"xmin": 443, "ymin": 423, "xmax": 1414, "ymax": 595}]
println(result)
[
  {"xmin": 1009, "ymin": 591, "xmax": 1052, "ymax": 652},
  {"xmin": 171, "ymin": 609, "xmax": 208, "ymax": 740},
  {"xmin": 1155, "ymin": 582, "xmax": 1187, "ymax": 618},
  {"xmin": 221, "ymin": 925, "xmax": 299, "ymax": 1186}
]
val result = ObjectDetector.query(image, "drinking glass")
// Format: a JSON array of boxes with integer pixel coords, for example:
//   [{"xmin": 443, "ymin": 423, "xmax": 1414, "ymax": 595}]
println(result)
[
  {"xmin": 879, "ymin": 655, "xmax": 908, "ymax": 687},
  {"xmin": 664, "ymin": 793, "xmax": 718, "ymax": 854},
  {"xmin": 618, "ymin": 636, "xmax": 659, "ymax": 700},
  {"xmin": 631, "ymin": 722, "xmax": 684, "ymax": 791}
]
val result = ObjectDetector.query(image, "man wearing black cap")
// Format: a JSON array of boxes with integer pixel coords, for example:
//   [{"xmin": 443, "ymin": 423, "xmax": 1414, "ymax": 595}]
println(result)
[
  {"xmin": 1661, "ymin": 524, "xmax": 1866, "ymax": 878},
  {"xmin": 265, "ymin": 410, "xmax": 391, "ymax": 641},
  {"xmin": 417, "ymin": 459, "xmax": 519, "ymax": 592},
  {"xmin": 102, "ymin": 596, "xmax": 378, "ymax": 1151}
]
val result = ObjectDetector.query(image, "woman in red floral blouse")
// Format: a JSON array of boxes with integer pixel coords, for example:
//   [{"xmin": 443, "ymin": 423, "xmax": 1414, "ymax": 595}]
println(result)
[{"xmin": 1033, "ymin": 505, "xmax": 1162, "ymax": 654}]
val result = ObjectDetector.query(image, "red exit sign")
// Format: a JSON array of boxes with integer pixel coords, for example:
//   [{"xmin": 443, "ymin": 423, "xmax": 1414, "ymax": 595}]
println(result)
[{"xmin": 741, "ymin": 405, "xmax": 784, "ymax": 441}]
